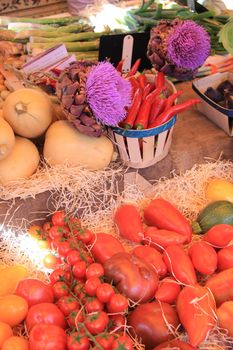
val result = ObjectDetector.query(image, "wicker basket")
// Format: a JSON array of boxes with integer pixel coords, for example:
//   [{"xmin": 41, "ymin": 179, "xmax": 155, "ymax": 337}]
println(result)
[{"xmin": 109, "ymin": 78, "xmax": 177, "ymax": 169}]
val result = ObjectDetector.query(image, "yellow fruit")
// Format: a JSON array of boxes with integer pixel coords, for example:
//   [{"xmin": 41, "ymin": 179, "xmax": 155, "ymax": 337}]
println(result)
[
  {"xmin": 0, "ymin": 295, "xmax": 28, "ymax": 327},
  {"xmin": 2, "ymin": 336, "xmax": 29, "ymax": 350},
  {"xmin": 0, "ymin": 118, "xmax": 15, "ymax": 161},
  {"xmin": 0, "ymin": 322, "xmax": 13, "ymax": 347},
  {"xmin": 0, "ymin": 265, "xmax": 28, "ymax": 296},
  {"xmin": 206, "ymin": 179, "xmax": 233, "ymax": 203}
]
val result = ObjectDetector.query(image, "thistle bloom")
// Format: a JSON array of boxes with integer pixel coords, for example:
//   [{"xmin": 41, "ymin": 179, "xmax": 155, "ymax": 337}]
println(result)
[
  {"xmin": 86, "ymin": 62, "xmax": 131, "ymax": 126},
  {"xmin": 167, "ymin": 20, "xmax": 211, "ymax": 70}
]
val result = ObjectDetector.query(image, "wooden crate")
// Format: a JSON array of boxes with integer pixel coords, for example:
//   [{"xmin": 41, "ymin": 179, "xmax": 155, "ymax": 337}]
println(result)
[{"xmin": 0, "ymin": 0, "xmax": 68, "ymax": 17}]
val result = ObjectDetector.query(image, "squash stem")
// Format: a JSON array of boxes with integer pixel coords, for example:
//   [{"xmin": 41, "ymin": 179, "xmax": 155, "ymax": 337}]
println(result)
[
  {"xmin": 15, "ymin": 102, "xmax": 27, "ymax": 115},
  {"xmin": 192, "ymin": 221, "xmax": 203, "ymax": 234}
]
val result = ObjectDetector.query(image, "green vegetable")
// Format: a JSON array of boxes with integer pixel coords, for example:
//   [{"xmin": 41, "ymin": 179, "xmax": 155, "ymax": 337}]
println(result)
[
  {"xmin": 218, "ymin": 19, "xmax": 233, "ymax": 54},
  {"xmin": 30, "ymin": 32, "xmax": 104, "ymax": 43},
  {"xmin": 27, "ymin": 40, "xmax": 100, "ymax": 52},
  {"xmin": 192, "ymin": 201, "xmax": 233, "ymax": 234},
  {"xmin": 0, "ymin": 16, "xmax": 81, "ymax": 26}
]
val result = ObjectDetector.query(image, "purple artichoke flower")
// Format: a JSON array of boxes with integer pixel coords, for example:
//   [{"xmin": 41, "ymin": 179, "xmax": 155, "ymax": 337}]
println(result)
[
  {"xmin": 86, "ymin": 61, "xmax": 131, "ymax": 126},
  {"xmin": 167, "ymin": 20, "xmax": 211, "ymax": 70}
]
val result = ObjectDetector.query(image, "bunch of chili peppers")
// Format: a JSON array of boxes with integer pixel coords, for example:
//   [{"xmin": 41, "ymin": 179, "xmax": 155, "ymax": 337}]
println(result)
[{"xmin": 117, "ymin": 59, "xmax": 201, "ymax": 130}]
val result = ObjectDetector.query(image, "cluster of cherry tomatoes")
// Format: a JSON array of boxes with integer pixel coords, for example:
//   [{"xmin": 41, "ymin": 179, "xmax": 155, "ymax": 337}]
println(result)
[{"xmin": 27, "ymin": 211, "xmax": 134, "ymax": 350}]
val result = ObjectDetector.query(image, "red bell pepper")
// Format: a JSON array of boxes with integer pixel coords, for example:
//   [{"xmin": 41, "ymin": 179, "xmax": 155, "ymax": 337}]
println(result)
[
  {"xmin": 202, "ymin": 224, "xmax": 233, "ymax": 248},
  {"xmin": 188, "ymin": 241, "xmax": 218, "ymax": 275},
  {"xmin": 122, "ymin": 88, "xmax": 142, "ymax": 129},
  {"xmin": 176, "ymin": 285, "xmax": 216, "ymax": 347},
  {"xmin": 144, "ymin": 226, "xmax": 187, "ymax": 250},
  {"xmin": 155, "ymin": 277, "xmax": 181, "ymax": 304},
  {"xmin": 125, "ymin": 58, "xmax": 141, "ymax": 78},
  {"xmin": 163, "ymin": 245, "xmax": 197, "ymax": 286},
  {"xmin": 149, "ymin": 99, "xmax": 201, "ymax": 128},
  {"xmin": 114, "ymin": 203, "xmax": 144, "ymax": 243},
  {"xmin": 144, "ymin": 198, "xmax": 192, "ymax": 243},
  {"xmin": 205, "ymin": 267, "xmax": 233, "ymax": 306}
]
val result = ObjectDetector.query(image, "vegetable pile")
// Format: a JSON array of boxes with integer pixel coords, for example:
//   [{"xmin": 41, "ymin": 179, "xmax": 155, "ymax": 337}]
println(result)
[{"xmin": 204, "ymin": 79, "xmax": 233, "ymax": 109}]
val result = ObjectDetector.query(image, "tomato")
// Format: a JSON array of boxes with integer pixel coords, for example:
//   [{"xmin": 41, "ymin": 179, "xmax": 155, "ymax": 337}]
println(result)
[
  {"xmin": 84, "ymin": 311, "xmax": 109, "ymax": 335},
  {"xmin": 43, "ymin": 254, "xmax": 61, "ymax": 270},
  {"xmin": 67, "ymin": 333, "xmax": 90, "ymax": 350},
  {"xmin": 205, "ymin": 268, "xmax": 233, "ymax": 306},
  {"xmin": 58, "ymin": 241, "xmax": 72, "ymax": 257},
  {"xmin": 29, "ymin": 324, "xmax": 67, "ymax": 350},
  {"xmin": 73, "ymin": 282, "xmax": 85, "ymax": 297},
  {"xmin": 112, "ymin": 335, "xmax": 134, "ymax": 350},
  {"xmin": 86, "ymin": 263, "xmax": 104, "ymax": 279},
  {"xmin": 108, "ymin": 314, "xmax": 126, "ymax": 332},
  {"xmin": 216, "ymin": 301, "xmax": 233, "ymax": 337},
  {"xmin": 48, "ymin": 226, "xmax": 65, "ymax": 240},
  {"xmin": 43, "ymin": 221, "xmax": 52, "ymax": 233},
  {"xmin": 104, "ymin": 252, "xmax": 158, "ymax": 303},
  {"xmin": 155, "ymin": 278, "xmax": 181, "ymax": 304},
  {"xmin": 128, "ymin": 301, "xmax": 179, "ymax": 349},
  {"xmin": 188, "ymin": 241, "xmax": 217, "ymax": 275},
  {"xmin": 132, "ymin": 245, "xmax": 167, "ymax": 277},
  {"xmin": 203, "ymin": 224, "xmax": 233, "ymax": 248},
  {"xmin": 84, "ymin": 277, "xmax": 101, "ymax": 297},
  {"xmin": 95, "ymin": 333, "xmax": 114, "ymax": 350},
  {"xmin": 28, "ymin": 225, "xmax": 43, "ymax": 240},
  {"xmin": 2, "ymin": 336, "xmax": 28, "ymax": 350},
  {"xmin": 0, "ymin": 295, "xmax": 28, "ymax": 327},
  {"xmin": 90, "ymin": 233, "xmax": 125, "ymax": 265},
  {"xmin": 0, "ymin": 322, "xmax": 13, "ymax": 348},
  {"xmin": 57, "ymin": 296, "xmax": 79, "ymax": 316},
  {"xmin": 217, "ymin": 246, "xmax": 233, "ymax": 271},
  {"xmin": 52, "ymin": 211, "xmax": 67, "ymax": 227},
  {"xmin": 96, "ymin": 283, "xmax": 115, "ymax": 303},
  {"xmin": 76, "ymin": 228, "xmax": 93, "ymax": 244},
  {"xmin": 49, "ymin": 269, "xmax": 71, "ymax": 284},
  {"xmin": 15, "ymin": 279, "xmax": 54, "ymax": 307},
  {"xmin": 85, "ymin": 297, "xmax": 104, "ymax": 313},
  {"xmin": 37, "ymin": 237, "xmax": 51, "ymax": 250},
  {"xmin": 67, "ymin": 309, "xmax": 84, "ymax": 328},
  {"xmin": 73, "ymin": 261, "xmax": 87, "ymax": 279},
  {"xmin": 26, "ymin": 302, "xmax": 66, "ymax": 332},
  {"xmin": 52, "ymin": 282, "xmax": 70, "ymax": 300},
  {"xmin": 66, "ymin": 250, "xmax": 81, "ymax": 265},
  {"xmin": 107, "ymin": 294, "xmax": 128, "ymax": 313}
]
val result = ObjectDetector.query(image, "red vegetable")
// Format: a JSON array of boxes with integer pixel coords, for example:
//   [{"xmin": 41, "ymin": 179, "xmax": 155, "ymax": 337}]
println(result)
[
  {"xmin": 149, "ymin": 98, "xmax": 166, "ymax": 126},
  {"xmin": 126, "ymin": 58, "xmax": 141, "ymax": 78},
  {"xmin": 132, "ymin": 245, "xmax": 167, "ymax": 277},
  {"xmin": 128, "ymin": 301, "xmax": 179, "ymax": 349},
  {"xmin": 156, "ymin": 71, "xmax": 165, "ymax": 89},
  {"xmin": 104, "ymin": 252, "xmax": 158, "ymax": 303},
  {"xmin": 153, "ymin": 339, "xmax": 197, "ymax": 350},
  {"xmin": 176, "ymin": 285, "xmax": 216, "ymax": 347},
  {"xmin": 149, "ymin": 99, "xmax": 201, "ymax": 128},
  {"xmin": 137, "ymin": 74, "xmax": 147, "ymax": 89},
  {"xmin": 29, "ymin": 324, "xmax": 67, "ymax": 350},
  {"xmin": 144, "ymin": 198, "xmax": 192, "ymax": 243},
  {"xmin": 216, "ymin": 301, "xmax": 233, "ymax": 337},
  {"xmin": 163, "ymin": 245, "xmax": 197, "ymax": 285},
  {"xmin": 205, "ymin": 268, "xmax": 233, "ymax": 306},
  {"xmin": 142, "ymin": 83, "xmax": 154, "ymax": 100},
  {"xmin": 89, "ymin": 233, "xmax": 125, "ymax": 264},
  {"xmin": 217, "ymin": 246, "xmax": 233, "ymax": 271},
  {"xmin": 144, "ymin": 226, "xmax": 187, "ymax": 249},
  {"xmin": 188, "ymin": 241, "xmax": 218, "ymax": 275},
  {"xmin": 116, "ymin": 60, "xmax": 124, "ymax": 73},
  {"xmin": 202, "ymin": 224, "xmax": 233, "ymax": 248},
  {"xmin": 164, "ymin": 90, "xmax": 183, "ymax": 111},
  {"xmin": 114, "ymin": 204, "xmax": 144, "ymax": 243},
  {"xmin": 128, "ymin": 76, "xmax": 140, "ymax": 92},
  {"xmin": 155, "ymin": 277, "xmax": 181, "ymax": 304},
  {"xmin": 122, "ymin": 88, "xmax": 142, "ymax": 129}
]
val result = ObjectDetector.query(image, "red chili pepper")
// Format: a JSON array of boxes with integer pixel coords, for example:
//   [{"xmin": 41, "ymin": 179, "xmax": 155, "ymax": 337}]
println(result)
[
  {"xmin": 122, "ymin": 88, "xmax": 143, "ymax": 129},
  {"xmin": 156, "ymin": 71, "xmax": 165, "ymax": 89},
  {"xmin": 125, "ymin": 58, "xmax": 141, "ymax": 78},
  {"xmin": 164, "ymin": 90, "xmax": 183, "ymax": 111},
  {"xmin": 149, "ymin": 99, "xmax": 201, "ymax": 128},
  {"xmin": 134, "ymin": 86, "xmax": 166, "ymax": 130},
  {"xmin": 116, "ymin": 59, "xmax": 124, "ymax": 73},
  {"xmin": 149, "ymin": 98, "xmax": 166, "ymax": 126},
  {"xmin": 128, "ymin": 76, "xmax": 140, "ymax": 92},
  {"xmin": 142, "ymin": 83, "xmax": 152, "ymax": 100},
  {"xmin": 137, "ymin": 74, "xmax": 147, "ymax": 89}
]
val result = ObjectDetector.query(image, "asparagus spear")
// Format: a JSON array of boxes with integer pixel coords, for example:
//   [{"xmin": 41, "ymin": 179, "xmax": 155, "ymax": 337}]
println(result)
[
  {"xmin": 0, "ymin": 16, "xmax": 82, "ymax": 26},
  {"xmin": 27, "ymin": 40, "xmax": 100, "ymax": 52},
  {"xmin": 30, "ymin": 32, "xmax": 105, "ymax": 43}
]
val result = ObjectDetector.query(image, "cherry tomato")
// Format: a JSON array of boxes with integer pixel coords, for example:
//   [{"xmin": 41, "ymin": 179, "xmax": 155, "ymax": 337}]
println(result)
[
  {"xmin": 52, "ymin": 282, "xmax": 70, "ymax": 300},
  {"xmin": 96, "ymin": 283, "xmax": 115, "ymax": 303},
  {"xmin": 109, "ymin": 314, "xmax": 126, "ymax": 332},
  {"xmin": 15, "ymin": 278, "xmax": 54, "ymax": 307},
  {"xmin": 66, "ymin": 250, "xmax": 81, "ymax": 265},
  {"xmin": 29, "ymin": 324, "xmax": 67, "ymax": 350},
  {"xmin": 0, "ymin": 322, "xmax": 13, "ymax": 348},
  {"xmin": 73, "ymin": 282, "xmax": 85, "ymax": 297},
  {"xmin": 49, "ymin": 269, "xmax": 71, "ymax": 284},
  {"xmin": 52, "ymin": 211, "xmax": 67, "ymax": 227},
  {"xmin": 112, "ymin": 335, "xmax": 134, "ymax": 350},
  {"xmin": 107, "ymin": 294, "xmax": 128, "ymax": 313},
  {"xmin": 1, "ymin": 336, "xmax": 28, "ymax": 350},
  {"xmin": 73, "ymin": 261, "xmax": 87, "ymax": 279},
  {"xmin": 85, "ymin": 298, "xmax": 104, "ymax": 313},
  {"xmin": 84, "ymin": 311, "xmax": 109, "ymax": 335},
  {"xmin": 84, "ymin": 277, "xmax": 101, "ymax": 297},
  {"xmin": 58, "ymin": 241, "xmax": 72, "ymax": 257},
  {"xmin": 43, "ymin": 221, "xmax": 52, "ymax": 233},
  {"xmin": 28, "ymin": 225, "xmax": 43, "ymax": 240},
  {"xmin": 69, "ymin": 217, "xmax": 82, "ymax": 230},
  {"xmin": 57, "ymin": 296, "xmax": 80, "ymax": 316},
  {"xmin": 95, "ymin": 333, "xmax": 114, "ymax": 350},
  {"xmin": 26, "ymin": 302, "xmax": 66, "ymax": 331},
  {"xmin": 43, "ymin": 254, "xmax": 61, "ymax": 270},
  {"xmin": 67, "ymin": 333, "xmax": 90, "ymax": 350},
  {"xmin": 86, "ymin": 263, "xmax": 104, "ymax": 279},
  {"xmin": 49, "ymin": 225, "xmax": 65, "ymax": 240},
  {"xmin": 67, "ymin": 309, "xmax": 84, "ymax": 328},
  {"xmin": 76, "ymin": 228, "xmax": 94, "ymax": 244},
  {"xmin": 37, "ymin": 237, "xmax": 51, "ymax": 250}
]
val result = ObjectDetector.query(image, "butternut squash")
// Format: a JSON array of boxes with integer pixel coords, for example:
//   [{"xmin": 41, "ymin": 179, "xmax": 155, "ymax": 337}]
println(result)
[
  {"xmin": 43, "ymin": 120, "xmax": 114, "ymax": 170},
  {"xmin": 0, "ymin": 136, "xmax": 39, "ymax": 185},
  {"xmin": 2, "ymin": 88, "xmax": 53, "ymax": 138},
  {"xmin": 0, "ymin": 118, "xmax": 15, "ymax": 161}
]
